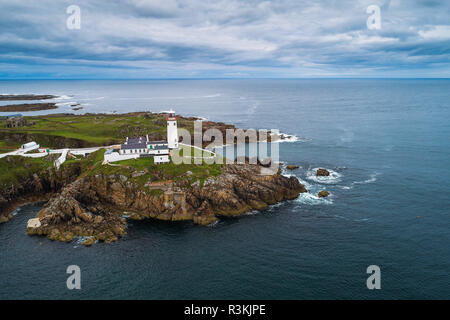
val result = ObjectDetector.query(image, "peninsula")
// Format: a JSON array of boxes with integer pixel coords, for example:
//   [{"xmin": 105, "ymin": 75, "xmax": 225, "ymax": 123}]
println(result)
[{"xmin": 0, "ymin": 111, "xmax": 306, "ymax": 245}]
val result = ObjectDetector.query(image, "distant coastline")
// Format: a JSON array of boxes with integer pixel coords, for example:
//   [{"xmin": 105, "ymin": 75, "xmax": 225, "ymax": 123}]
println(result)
[
  {"xmin": 0, "ymin": 94, "xmax": 59, "ymax": 112},
  {"xmin": 0, "ymin": 103, "xmax": 58, "ymax": 112},
  {"xmin": 0, "ymin": 94, "xmax": 57, "ymax": 101}
]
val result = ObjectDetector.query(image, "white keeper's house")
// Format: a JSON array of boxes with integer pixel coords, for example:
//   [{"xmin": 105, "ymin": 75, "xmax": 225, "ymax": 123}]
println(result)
[{"xmin": 103, "ymin": 109, "xmax": 179, "ymax": 164}]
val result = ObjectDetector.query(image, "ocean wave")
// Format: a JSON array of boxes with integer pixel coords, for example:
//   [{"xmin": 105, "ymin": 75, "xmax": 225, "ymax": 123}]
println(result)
[
  {"xmin": 340, "ymin": 172, "xmax": 380, "ymax": 190},
  {"xmin": 56, "ymin": 101, "xmax": 77, "ymax": 107},
  {"xmin": 77, "ymin": 96, "xmax": 104, "ymax": 101},
  {"xmin": 353, "ymin": 172, "xmax": 379, "ymax": 185},
  {"xmin": 54, "ymin": 95, "xmax": 73, "ymax": 100},
  {"xmin": 202, "ymin": 93, "xmax": 222, "ymax": 98},
  {"xmin": 12, "ymin": 207, "xmax": 21, "ymax": 216},
  {"xmin": 270, "ymin": 132, "xmax": 309, "ymax": 144},
  {"xmin": 295, "ymin": 192, "xmax": 333, "ymax": 205},
  {"xmin": 74, "ymin": 236, "xmax": 96, "ymax": 246},
  {"xmin": 267, "ymin": 202, "xmax": 285, "ymax": 211},
  {"xmin": 207, "ymin": 220, "xmax": 219, "ymax": 227},
  {"xmin": 306, "ymin": 168, "xmax": 342, "ymax": 184},
  {"xmin": 193, "ymin": 116, "xmax": 208, "ymax": 121},
  {"xmin": 281, "ymin": 169, "xmax": 333, "ymax": 205}
]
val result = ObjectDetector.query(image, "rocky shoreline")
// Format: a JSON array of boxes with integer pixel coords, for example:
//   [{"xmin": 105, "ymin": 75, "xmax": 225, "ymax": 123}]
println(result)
[
  {"xmin": 0, "ymin": 111, "xmax": 305, "ymax": 246},
  {"xmin": 26, "ymin": 163, "xmax": 306, "ymax": 245}
]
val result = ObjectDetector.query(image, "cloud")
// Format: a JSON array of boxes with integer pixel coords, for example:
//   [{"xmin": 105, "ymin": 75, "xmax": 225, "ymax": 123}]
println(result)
[{"xmin": 0, "ymin": 0, "xmax": 449, "ymax": 78}]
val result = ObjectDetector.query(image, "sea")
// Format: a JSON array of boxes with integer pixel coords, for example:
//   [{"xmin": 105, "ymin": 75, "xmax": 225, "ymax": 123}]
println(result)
[{"xmin": 0, "ymin": 79, "xmax": 449, "ymax": 299}]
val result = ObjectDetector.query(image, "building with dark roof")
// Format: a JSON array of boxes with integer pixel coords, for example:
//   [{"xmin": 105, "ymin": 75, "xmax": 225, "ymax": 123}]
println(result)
[{"xmin": 119, "ymin": 135, "xmax": 169, "ymax": 160}]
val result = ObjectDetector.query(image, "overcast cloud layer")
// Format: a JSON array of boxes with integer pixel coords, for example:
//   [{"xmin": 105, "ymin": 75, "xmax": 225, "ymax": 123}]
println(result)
[{"xmin": 1, "ymin": 0, "xmax": 449, "ymax": 78}]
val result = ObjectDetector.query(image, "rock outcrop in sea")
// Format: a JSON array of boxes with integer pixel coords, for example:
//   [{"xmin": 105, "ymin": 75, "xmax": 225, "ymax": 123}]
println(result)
[{"xmin": 316, "ymin": 168, "xmax": 330, "ymax": 176}]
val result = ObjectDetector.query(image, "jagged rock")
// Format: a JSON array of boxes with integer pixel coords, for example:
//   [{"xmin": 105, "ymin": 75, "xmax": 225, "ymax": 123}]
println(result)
[
  {"xmin": 318, "ymin": 190, "xmax": 329, "ymax": 198},
  {"xmin": 316, "ymin": 168, "xmax": 330, "ymax": 176},
  {"xmin": 132, "ymin": 171, "xmax": 145, "ymax": 178},
  {"xmin": 27, "ymin": 163, "xmax": 307, "ymax": 243},
  {"xmin": 94, "ymin": 215, "xmax": 103, "ymax": 224},
  {"xmin": 48, "ymin": 228, "xmax": 61, "ymax": 241},
  {"xmin": 82, "ymin": 237, "xmax": 95, "ymax": 246},
  {"xmin": 286, "ymin": 165, "xmax": 299, "ymax": 170}
]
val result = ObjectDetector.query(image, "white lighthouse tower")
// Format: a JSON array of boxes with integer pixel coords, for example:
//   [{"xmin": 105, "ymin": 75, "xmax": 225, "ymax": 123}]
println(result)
[{"xmin": 167, "ymin": 109, "xmax": 178, "ymax": 149}]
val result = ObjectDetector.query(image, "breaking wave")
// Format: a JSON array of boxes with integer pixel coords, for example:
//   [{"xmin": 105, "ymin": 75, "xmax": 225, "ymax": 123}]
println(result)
[
  {"xmin": 340, "ymin": 172, "xmax": 380, "ymax": 190},
  {"xmin": 282, "ymin": 169, "xmax": 333, "ymax": 205},
  {"xmin": 54, "ymin": 95, "xmax": 73, "ymax": 100},
  {"xmin": 353, "ymin": 172, "xmax": 379, "ymax": 185},
  {"xmin": 202, "ymin": 93, "xmax": 222, "ymax": 98},
  {"xmin": 296, "ymin": 192, "xmax": 333, "ymax": 205}
]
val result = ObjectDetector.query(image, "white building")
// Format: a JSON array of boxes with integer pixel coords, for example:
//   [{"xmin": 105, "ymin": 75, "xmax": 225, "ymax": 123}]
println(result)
[
  {"xmin": 167, "ymin": 109, "xmax": 178, "ymax": 149},
  {"xmin": 105, "ymin": 111, "xmax": 178, "ymax": 164},
  {"xmin": 118, "ymin": 136, "xmax": 169, "ymax": 156},
  {"xmin": 20, "ymin": 141, "xmax": 40, "ymax": 152}
]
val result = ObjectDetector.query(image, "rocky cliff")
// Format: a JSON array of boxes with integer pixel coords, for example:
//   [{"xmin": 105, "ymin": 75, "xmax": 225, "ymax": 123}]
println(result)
[
  {"xmin": 27, "ymin": 164, "xmax": 307, "ymax": 244},
  {"xmin": 0, "ymin": 155, "xmax": 82, "ymax": 223}
]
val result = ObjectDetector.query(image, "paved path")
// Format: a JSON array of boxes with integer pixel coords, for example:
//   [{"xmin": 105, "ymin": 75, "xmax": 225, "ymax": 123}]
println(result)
[{"xmin": 0, "ymin": 145, "xmax": 113, "ymax": 168}]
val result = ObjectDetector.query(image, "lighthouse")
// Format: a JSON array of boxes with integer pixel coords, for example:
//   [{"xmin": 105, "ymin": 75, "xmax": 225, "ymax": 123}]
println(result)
[{"xmin": 167, "ymin": 109, "xmax": 178, "ymax": 149}]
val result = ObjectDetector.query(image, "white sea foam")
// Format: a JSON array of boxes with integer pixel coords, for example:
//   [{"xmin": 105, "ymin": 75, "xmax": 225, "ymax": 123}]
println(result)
[
  {"xmin": 54, "ymin": 95, "xmax": 73, "ymax": 100},
  {"xmin": 282, "ymin": 169, "xmax": 333, "ymax": 205},
  {"xmin": 270, "ymin": 132, "xmax": 308, "ymax": 144},
  {"xmin": 353, "ymin": 172, "xmax": 379, "ymax": 185},
  {"xmin": 193, "ymin": 116, "xmax": 208, "ymax": 121},
  {"xmin": 202, "ymin": 93, "xmax": 222, "ymax": 98},
  {"xmin": 306, "ymin": 168, "xmax": 342, "ymax": 184},
  {"xmin": 207, "ymin": 220, "xmax": 219, "ymax": 227},
  {"xmin": 341, "ymin": 172, "xmax": 380, "ymax": 190},
  {"xmin": 295, "ymin": 192, "xmax": 333, "ymax": 205},
  {"xmin": 77, "ymin": 96, "xmax": 104, "ymax": 101},
  {"xmin": 56, "ymin": 102, "xmax": 77, "ymax": 107}
]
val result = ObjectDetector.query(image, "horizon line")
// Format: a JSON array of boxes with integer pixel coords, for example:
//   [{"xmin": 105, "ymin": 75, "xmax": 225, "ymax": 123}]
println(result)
[{"xmin": 1, "ymin": 77, "xmax": 449, "ymax": 81}]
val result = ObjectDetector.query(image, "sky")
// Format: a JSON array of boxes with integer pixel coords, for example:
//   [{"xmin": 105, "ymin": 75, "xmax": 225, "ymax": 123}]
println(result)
[{"xmin": 1, "ymin": 0, "xmax": 449, "ymax": 79}]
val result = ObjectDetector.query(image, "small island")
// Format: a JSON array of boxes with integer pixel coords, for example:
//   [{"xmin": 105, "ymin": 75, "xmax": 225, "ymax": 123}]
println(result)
[
  {"xmin": 0, "ymin": 94, "xmax": 59, "ymax": 112},
  {"xmin": 0, "ymin": 103, "xmax": 58, "ymax": 112},
  {"xmin": 0, "ymin": 94, "xmax": 57, "ymax": 101},
  {"xmin": 0, "ymin": 110, "xmax": 306, "ymax": 245}
]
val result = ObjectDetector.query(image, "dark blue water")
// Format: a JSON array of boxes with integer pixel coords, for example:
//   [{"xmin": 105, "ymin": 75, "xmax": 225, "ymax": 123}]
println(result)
[{"xmin": 0, "ymin": 79, "xmax": 449, "ymax": 299}]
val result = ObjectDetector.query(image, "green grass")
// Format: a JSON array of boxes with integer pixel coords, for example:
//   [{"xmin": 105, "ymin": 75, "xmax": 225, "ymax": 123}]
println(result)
[
  {"xmin": 0, "ymin": 113, "xmax": 196, "ymax": 150},
  {"xmin": 87, "ymin": 155, "xmax": 223, "ymax": 189},
  {"xmin": 0, "ymin": 155, "xmax": 55, "ymax": 188},
  {"xmin": 0, "ymin": 141, "xmax": 20, "ymax": 153},
  {"xmin": 176, "ymin": 144, "xmax": 215, "ymax": 158}
]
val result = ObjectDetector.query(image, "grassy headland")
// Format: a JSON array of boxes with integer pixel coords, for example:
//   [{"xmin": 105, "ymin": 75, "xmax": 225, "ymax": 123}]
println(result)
[{"xmin": 0, "ymin": 112, "xmax": 214, "ymax": 149}]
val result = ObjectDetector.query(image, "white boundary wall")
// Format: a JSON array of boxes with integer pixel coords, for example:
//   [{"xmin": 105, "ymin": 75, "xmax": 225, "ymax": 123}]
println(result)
[
  {"xmin": 54, "ymin": 149, "xmax": 69, "ymax": 170},
  {"xmin": 154, "ymin": 155, "xmax": 169, "ymax": 164},
  {"xmin": 103, "ymin": 152, "xmax": 139, "ymax": 164}
]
